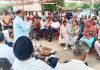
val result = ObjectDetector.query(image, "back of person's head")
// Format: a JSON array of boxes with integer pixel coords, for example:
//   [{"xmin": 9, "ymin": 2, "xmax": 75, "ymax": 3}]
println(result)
[
  {"xmin": 16, "ymin": 10, "xmax": 22, "ymax": 15},
  {"xmin": 0, "ymin": 32, "xmax": 5, "ymax": 43},
  {"xmin": 16, "ymin": 9, "xmax": 25, "ymax": 17},
  {"xmin": 5, "ymin": 12, "xmax": 9, "ymax": 15},
  {"xmin": 13, "ymin": 36, "xmax": 34, "ymax": 60},
  {"xmin": 74, "ymin": 41, "xmax": 89, "ymax": 57}
]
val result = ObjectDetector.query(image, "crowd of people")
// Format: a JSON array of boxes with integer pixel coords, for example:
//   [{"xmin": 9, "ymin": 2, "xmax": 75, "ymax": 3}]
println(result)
[{"xmin": 0, "ymin": 9, "xmax": 100, "ymax": 70}]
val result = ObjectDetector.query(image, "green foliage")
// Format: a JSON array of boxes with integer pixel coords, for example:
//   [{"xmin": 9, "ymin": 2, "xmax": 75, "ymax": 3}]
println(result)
[
  {"xmin": 81, "ymin": 3, "xmax": 90, "ymax": 10},
  {"xmin": 42, "ymin": 0, "xmax": 64, "ymax": 11},
  {"xmin": 64, "ymin": 2, "xmax": 79, "ymax": 9},
  {"xmin": 63, "ymin": 2, "xmax": 91, "ymax": 10},
  {"xmin": 0, "ymin": 6, "xmax": 13, "ymax": 15},
  {"xmin": 42, "ymin": 4, "xmax": 56, "ymax": 11},
  {"xmin": 94, "ymin": 3, "xmax": 100, "ymax": 11},
  {"xmin": 56, "ymin": 0, "xmax": 64, "ymax": 7},
  {"xmin": 94, "ymin": 3, "xmax": 100, "ymax": 15}
]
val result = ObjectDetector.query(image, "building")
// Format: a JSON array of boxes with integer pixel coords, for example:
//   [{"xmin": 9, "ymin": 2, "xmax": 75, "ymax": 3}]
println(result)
[{"xmin": 0, "ymin": 0, "xmax": 53, "ymax": 11}]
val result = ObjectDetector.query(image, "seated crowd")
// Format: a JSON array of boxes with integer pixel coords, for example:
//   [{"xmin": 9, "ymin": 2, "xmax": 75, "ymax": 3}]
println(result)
[
  {"xmin": 0, "ymin": 10, "xmax": 100, "ymax": 70},
  {"xmin": 12, "ymin": 36, "xmax": 96, "ymax": 70}
]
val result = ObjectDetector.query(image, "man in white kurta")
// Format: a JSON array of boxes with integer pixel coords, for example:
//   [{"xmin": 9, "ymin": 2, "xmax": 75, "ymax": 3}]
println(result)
[
  {"xmin": 55, "ymin": 41, "xmax": 95, "ymax": 70},
  {"xmin": 0, "ymin": 32, "xmax": 15, "ymax": 64},
  {"xmin": 13, "ymin": 10, "xmax": 30, "ymax": 42}
]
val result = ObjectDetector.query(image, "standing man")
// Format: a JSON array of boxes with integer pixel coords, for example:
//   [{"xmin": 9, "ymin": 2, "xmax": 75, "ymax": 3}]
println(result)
[
  {"xmin": 2, "ymin": 12, "xmax": 11, "ymax": 30},
  {"xmin": 13, "ymin": 10, "xmax": 30, "ymax": 42}
]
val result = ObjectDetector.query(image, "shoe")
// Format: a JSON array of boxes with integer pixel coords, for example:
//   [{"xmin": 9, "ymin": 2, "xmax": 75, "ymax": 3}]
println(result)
[
  {"xmin": 64, "ymin": 47, "xmax": 68, "ymax": 51},
  {"xmin": 48, "ymin": 40, "xmax": 52, "ymax": 42},
  {"xmin": 61, "ymin": 43, "xmax": 65, "ymax": 46}
]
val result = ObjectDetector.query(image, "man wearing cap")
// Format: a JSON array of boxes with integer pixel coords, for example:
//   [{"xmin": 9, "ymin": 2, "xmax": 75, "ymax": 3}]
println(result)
[
  {"xmin": 13, "ymin": 10, "xmax": 30, "ymax": 42},
  {"xmin": 12, "ymin": 36, "xmax": 52, "ymax": 70}
]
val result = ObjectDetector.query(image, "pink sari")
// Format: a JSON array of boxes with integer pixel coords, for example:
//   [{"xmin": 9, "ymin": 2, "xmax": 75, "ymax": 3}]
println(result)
[{"xmin": 83, "ymin": 21, "xmax": 97, "ymax": 39}]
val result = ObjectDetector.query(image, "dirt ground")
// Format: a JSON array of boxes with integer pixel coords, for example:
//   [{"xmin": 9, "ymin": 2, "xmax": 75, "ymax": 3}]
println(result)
[{"xmin": 32, "ymin": 39, "xmax": 100, "ymax": 70}]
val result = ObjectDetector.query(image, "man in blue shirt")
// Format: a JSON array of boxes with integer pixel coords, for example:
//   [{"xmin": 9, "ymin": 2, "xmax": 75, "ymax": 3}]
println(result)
[
  {"xmin": 13, "ymin": 10, "xmax": 30, "ymax": 42},
  {"xmin": 66, "ymin": 10, "xmax": 73, "ymax": 20}
]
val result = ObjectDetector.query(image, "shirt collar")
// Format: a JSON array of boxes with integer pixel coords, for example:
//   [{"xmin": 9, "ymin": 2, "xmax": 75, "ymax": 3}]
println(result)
[
  {"xmin": 16, "ymin": 16, "xmax": 23, "ymax": 20},
  {"xmin": 71, "ymin": 59, "xmax": 84, "ymax": 64}
]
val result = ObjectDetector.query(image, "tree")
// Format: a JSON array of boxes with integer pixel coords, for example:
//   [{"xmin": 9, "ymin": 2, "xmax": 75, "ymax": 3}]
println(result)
[
  {"xmin": 42, "ymin": 0, "xmax": 64, "ymax": 11},
  {"xmin": 81, "ymin": 3, "xmax": 90, "ymax": 10},
  {"xmin": 54, "ymin": 0, "xmax": 64, "ymax": 10},
  {"xmin": 42, "ymin": 4, "xmax": 56, "ymax": 11},
  {"xmin": 0, "ymin": 6, "xmax": 13, "ymax": 15},
  {"xmin": 94, "ymin": 3, "xmax": 100, "ymax": 11},
  {"xmin": 64, "ymin": 2, "xmax": 79, "ymax": 9},
  {"xmin": 94, "ymin": 3, "xmax": 100, "ymax": 15}
]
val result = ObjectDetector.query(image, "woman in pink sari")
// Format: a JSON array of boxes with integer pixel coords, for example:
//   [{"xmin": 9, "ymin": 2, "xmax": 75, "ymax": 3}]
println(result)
[{"xmin": 80, "ymin": 20, "xmax": 97, "ymax": 49}]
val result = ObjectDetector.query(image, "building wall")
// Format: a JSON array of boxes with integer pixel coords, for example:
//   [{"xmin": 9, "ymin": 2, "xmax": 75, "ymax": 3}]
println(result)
[{"xmin": 13, "ymin": 0, "xmax": 42, "ymax": 11}]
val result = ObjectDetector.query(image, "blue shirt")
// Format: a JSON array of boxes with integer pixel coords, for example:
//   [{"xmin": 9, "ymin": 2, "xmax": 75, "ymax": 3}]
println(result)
[{"xmin": 13, "ymin": 16, "xmax": 30, "ymax": 42}]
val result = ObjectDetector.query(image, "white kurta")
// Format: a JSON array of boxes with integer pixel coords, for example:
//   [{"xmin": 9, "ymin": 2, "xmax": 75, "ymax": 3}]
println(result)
[
  {"xmin": 13, "ymin": 16, "xmax": 30, "ymax": 42},
  {"xmin": 51, "ymin": 22, "xmax": 60, "ymax": 29},
  {"xmin": 55, "ymin": 59, "xmax": 95, "ymax": 70},
  {"xmin": 12, "ymin": 58, "xmax": 52, "ymax": 70},
  {"xmin": 66, "ymin": 25, "xmax": 79, "ymax": 45},
  {"xmin": 3, "ymin": 30, "xmax": 12, "ymax": 42},
  {"xmin": 59, "ymin": 24, "xmax": 67, "ymax": 43},
  {"xmin": 0, "ymin": 44, "xmax": 15, "ymax": 64}
]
